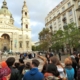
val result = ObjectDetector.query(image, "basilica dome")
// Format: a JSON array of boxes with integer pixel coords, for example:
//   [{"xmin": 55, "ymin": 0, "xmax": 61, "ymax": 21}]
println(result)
[
  {"xmin": 0, "ymin": 8, "xmax": 11, "ymax": 16},
  {"xmin": 0, "ymin": 0, "xmax": 11, "ymax": 16}
]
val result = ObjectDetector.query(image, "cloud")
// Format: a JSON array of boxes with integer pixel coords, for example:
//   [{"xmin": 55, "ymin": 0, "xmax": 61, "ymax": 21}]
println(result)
[{"xmin": 0, "ymin": 0, "xmax": 62, "ymax": 42}]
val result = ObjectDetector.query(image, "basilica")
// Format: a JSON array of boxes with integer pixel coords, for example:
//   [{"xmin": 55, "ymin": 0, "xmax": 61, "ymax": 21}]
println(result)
[{"xmin": 0, "ymin": 0, "xmax": 32, "ymax": 52}]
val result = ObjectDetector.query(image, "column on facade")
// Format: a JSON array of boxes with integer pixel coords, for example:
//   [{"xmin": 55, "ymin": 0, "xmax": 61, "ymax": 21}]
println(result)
[
  {"xmin": 66, "ymin": 11, "xmax": 69, "ymax": 24},
  {"xmin": 61, "ymin": 15, "xmax": 67, "ymax": 54},
  {"xmin": 10, "ymin": 39, "xmax": 11, "ymax": 50},
  {"xmin": 72, "ymin": 7, "xmax": 77, "ymax": 24},
  {"xmin": 61, "ymin": 15, "xmax": 64, "ymax": 30},
  {"xmin": 12, "ymin": 33, "xmax": 17, "ymax": 53},
  {"xmin": 56, "ymin": 19, "xmax": 58, "ymax": 31},
  {"xmin": 16, "ymin": 34, "xmax": 19, "ymax": 52},
  {"xmin": 22, "ymin": 31, "xmax": 26, "ymax": 52},
  {"xmin": 12, "ymin": 34, "xmax": 14, "ymax": 52}
]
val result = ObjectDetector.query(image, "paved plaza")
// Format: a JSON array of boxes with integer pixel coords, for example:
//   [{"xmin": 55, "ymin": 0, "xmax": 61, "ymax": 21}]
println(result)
[{"xmin": 0, "ymin": 54, "xmax": 69, "ymax": 71}]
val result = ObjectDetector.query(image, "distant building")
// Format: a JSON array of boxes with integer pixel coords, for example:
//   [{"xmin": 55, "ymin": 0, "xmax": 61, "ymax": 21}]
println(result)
[
  {"xmin": 35, "ymin": 42, "xmax": 40, "ymax": 46},
  {"xmin": 45, "ymin": 0, "xmax": 80, "ymax": 32},
  {"xmin": 0, "ymin": 0, "xmax": 32, "ymax": 52}
]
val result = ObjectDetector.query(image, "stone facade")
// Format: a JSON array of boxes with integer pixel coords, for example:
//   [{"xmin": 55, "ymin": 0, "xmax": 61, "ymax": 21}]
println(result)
[
  {"xmin": 0, "ymin": 0, "xmax": 32, "ymax": 52},
  {"xmin": 45, "ymin": 0, "xmax": 80, "ymax": 32}
]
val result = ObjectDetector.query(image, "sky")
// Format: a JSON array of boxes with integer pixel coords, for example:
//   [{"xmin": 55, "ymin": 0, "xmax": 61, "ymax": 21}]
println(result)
[{"xmin": 0, "ymin": 0, "xmax": 62, "ymax": 42}]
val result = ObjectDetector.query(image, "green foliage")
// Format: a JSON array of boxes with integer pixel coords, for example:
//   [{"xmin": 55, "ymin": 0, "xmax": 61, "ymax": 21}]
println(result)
[
  {"xmin": 39, "ymin": 28, "xmax": 51, "ymax": 51},
  {"xmin": 52, "ymin": 22, "xmax": 80, "ymax": 51},
  {"xmin": 39, "ymin": 23, "xmax": 80, "ymax": 52},
  {"xmin": 32, "ymin": 46, "xmax": 36, "ymax": 51}
]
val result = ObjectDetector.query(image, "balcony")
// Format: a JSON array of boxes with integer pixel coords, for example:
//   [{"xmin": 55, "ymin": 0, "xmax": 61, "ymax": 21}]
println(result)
[
  {"xmin": 62, "ymin": 17, "xmax": 67, "ymax": 23},
  {"xmin": 76, "ymin": 1, "xmax": 80, "ymax": 11}
]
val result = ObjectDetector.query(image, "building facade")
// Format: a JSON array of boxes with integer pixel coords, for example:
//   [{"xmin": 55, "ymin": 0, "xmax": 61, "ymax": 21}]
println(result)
[
  {"xmin": 0, "ymin": 0, "xmax": 32, "ymax": 52},
  {"xmin": 45, "ymin": 0, "xmax": 80, "ymax": 32}
]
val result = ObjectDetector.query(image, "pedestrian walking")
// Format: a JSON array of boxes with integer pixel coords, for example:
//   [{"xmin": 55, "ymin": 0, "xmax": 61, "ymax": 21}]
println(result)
[{"xmin": 58, "ymin": 51, "xmax": 61, "ymax": 61}]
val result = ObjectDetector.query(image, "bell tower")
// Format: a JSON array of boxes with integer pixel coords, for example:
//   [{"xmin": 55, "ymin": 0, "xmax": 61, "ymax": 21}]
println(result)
[{"xmin": 21, "ymin": 0, "xmax": 30, "ymax": 30}]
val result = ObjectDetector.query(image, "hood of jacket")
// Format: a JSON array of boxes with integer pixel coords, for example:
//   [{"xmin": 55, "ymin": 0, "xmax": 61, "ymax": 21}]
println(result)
[{"xmin": 30, "ymin": 68, "xmax": 38, "ymax": 75}]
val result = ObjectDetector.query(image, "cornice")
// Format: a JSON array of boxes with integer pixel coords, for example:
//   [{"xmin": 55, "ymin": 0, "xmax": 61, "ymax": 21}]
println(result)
[{"xmin": 45, "ymin": 5, "xmax": 74, "ymax": 26}]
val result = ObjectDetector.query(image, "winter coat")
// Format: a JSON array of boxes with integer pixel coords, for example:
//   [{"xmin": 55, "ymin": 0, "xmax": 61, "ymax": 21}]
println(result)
[{"xmin": 9, "ymin": 67, "xmax": 20, "ymax": 80}]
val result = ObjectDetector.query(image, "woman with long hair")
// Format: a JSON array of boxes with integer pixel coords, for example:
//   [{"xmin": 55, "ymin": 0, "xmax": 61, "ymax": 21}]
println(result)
[{"xmin": 50, "ymin": 56, "xmax": 67, "ymax": 79}]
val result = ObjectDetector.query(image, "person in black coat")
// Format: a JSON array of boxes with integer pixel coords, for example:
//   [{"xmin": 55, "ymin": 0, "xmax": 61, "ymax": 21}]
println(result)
[
  {"xmin": 58, "ymin": 51, "xmax": 61, "ymax": 61},
  {"xmin": 71, "ymin": 57, "xmax": 77, "ymax": 80},
  {"xmin": 6, "ymin": 57, "xmax": 20, "ymax": 80}
]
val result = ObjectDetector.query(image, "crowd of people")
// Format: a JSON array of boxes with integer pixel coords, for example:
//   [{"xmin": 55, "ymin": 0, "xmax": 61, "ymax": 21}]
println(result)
[{"xmin": 0, "ymin": 52, "xmax": 80, "ymax": 80}]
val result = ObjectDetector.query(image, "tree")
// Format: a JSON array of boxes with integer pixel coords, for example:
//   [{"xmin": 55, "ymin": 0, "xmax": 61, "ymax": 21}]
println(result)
[
  {"xmin": 52, "ymin": 22, "xmax": 80, "ymax": 53},
  {"xmin": 39, "ymin": 28, "xmax": 51, "ymax": 51},
  {"xmin": 32, "ymin": 46, "xmax": 36, "ymax": 51},
  {"xmin": 52, "ymin": 29, "xmax": 64, "ymax": 52},
  {"xmin": 63, "ymin": 22, "xmax": 80, "ymax": 53}
]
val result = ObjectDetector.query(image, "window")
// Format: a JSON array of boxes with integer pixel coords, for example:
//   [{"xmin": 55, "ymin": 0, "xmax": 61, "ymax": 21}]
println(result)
[
  {"xmin": 19, "ymin": 41, "xmax": 22, "ymax": 48},
  {"xmin": 26, "ymin": 24, "xmax": 28, "ymax": 28},
  {"xmin": 26, "ymin": 41, "xmax": 29, "ymax": 48},
  {"xmin": 70, "ymin": 18, "xmax": 73, "ymax": 23},
  {"xmin": 59, "ymin": 27, "xmax": 62, "ymax": 30},
  {"xmin": 0, "ymin": 21, "xmax": 2, "ymax": 23},
  {"xmin": 69, "ymin": 10, "xmax": 72, "ymax": 16},
  {"xmin": 54, "ymin": 22, "xmax": 56, "ymax": 25},
  {"xmin": 68, "ymin": 2, "xmax": 71, "ymax": 7},
  {"xmin": 25, "ymin": 12, "xmax": 27, "ymax": 15},
  {"xmin": 54, "ymin": 26, "xmax": 56, "ymax": 28},
  {"xmin": 59, "ymin": 24, "xmax": 61, "ymax": 26},
  {"xmin": 57, "ymin": 10, "xmax": 60, "ymax": 15},
  {"xmin": 62, "ymin": 6, "xmax": 65, "ymax": 11},
  {"xmin": 58, "ymin": 17, "xmax": 61, "ymax": 22},
  {"xmin": 63, "ymin": 14, "xmax": 66, "ymax": 18},
  {"xmin": 50, "ymin": 17, "xmax": 51, "ymax": 20}
]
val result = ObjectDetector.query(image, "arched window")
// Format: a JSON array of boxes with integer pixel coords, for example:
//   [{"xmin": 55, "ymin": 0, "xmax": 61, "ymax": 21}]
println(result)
[
  {"xmin": 25, "ymin": 12, "xmax": 27, "ymax": 16},
  {"xmin": 26, "ymin": 24, "xmax": 28, "ymax": 28}
]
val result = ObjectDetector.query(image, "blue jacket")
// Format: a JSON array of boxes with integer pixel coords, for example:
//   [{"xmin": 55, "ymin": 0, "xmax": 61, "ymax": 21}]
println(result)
[
  {"xmin": 23, "ymin": 68, "xmax": 44, "ymax": 80},
  {"xmin": 65, "ymin": 67, "xmax": 74, "ymax": 80}
]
